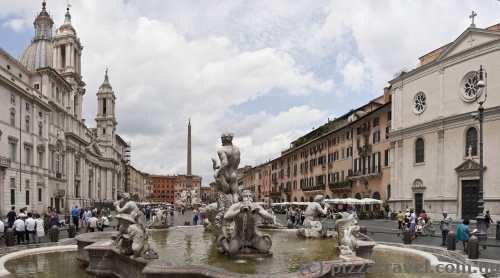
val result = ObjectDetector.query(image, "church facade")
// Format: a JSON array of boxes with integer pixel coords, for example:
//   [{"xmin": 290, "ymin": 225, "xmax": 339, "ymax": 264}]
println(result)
[
  {"xmin": 388, "ymin": 21, "xmax": 500, "ymax": 219},
  {"xmin": 0, "ymin": 2, "xmax": 128, "ymax": 214}
]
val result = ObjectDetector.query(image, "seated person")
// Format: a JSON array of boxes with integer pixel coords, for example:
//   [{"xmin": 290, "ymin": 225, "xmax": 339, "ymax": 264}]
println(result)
[
  {"xmin": 416, "ymin": 217, "xmax": 425, "ymax": 234},
  {"xmin": 424, "ymin": 216, "xmax": 434, "ymax": 235}
]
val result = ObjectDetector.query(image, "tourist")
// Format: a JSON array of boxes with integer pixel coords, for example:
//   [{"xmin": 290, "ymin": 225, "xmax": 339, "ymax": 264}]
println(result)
[
  {"xmin": 290, "ymin": 207, "xmax": 296, "ymax": 225},
  {"xmin": 396, "ymin": 211, "xmax": 403, "ymax": 229},
  {"xmin": 50, "ymin": 208, "xmax": 59, "ymax": 228},
  {"xmin": 13, "ymin": 216, "xmax": 25, "ymax": 244},
  {"xmin": 458, "ymin": 219, "xmax": 477, "ymax": 252},
  {"xmin": 419, "ymin": 209, "xmax": 427, "ymax": 222},
  {"xmin": 193, "ymin": 209, "xmax": 199, "ymax": 225},
  {"xmin": 409, "ymin": 208, "xmax": 416, "ymax": 239},
  {"xmin": 439, "ymin": 211, "xmax": 452, "ymax": 246},
  {"xmin": 83, "ymin": 207, "xmax": 92, "ymax": 232},
  {"xmin": 99, "ymin": 213, "xmax": 109, "ymax": 231},
  {"xmin": 25, "ymin": 213, "xmax": 36, "ymax": 243},
  {"xmin": 35, "ymin": 214, "xmax": 44, "ymax": 243},
  {"xmin": 170, "ymin": 208, "xmax": 174, "ymax": 222},
  {"xmin": 349, "ymin": 208, "xmax": 359, "ymax": 220},
  {"xmin": 0, "ymin": 218, "xmax": 5, "ymax": 236},
  {"xmin": 424, "ymin": 216, "xmax": 435, "ymax": 236},
  {"xmin": 146, "ymin": 206, "xmax": 151, "ymax": 220},
  {"xmin": 7, "ymin": 206, "xmax": 16, "ymax": 228},
  {"xmin": 44, "ymin": 207, "xmax": 52, "ymax": 235},
  {"xmin": 416, "ymin": 217, "xmax": 425, "ymax": 235},
  {"xmin": 485, "ymin": 210, "xmax": 494, "ymax": 235},
  {"xmin": 19, "ymin": 208, "xmax": 27, "ymax": 220},
  {"xmin": 72, "ymin": 205, "xmax": 80, "ymax": 232},
  {"xmin": 88, "ymin": 213, "xmax": 98, "ymax": 232},
  {"xmin": 300, "ymin": 208, "xmax": 305, "ymax": 226}
]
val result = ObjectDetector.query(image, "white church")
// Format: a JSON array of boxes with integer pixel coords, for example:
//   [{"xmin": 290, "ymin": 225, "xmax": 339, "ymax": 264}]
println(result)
[
  {"xmin": 388, "ymin": 14, "xmax": 500, "ymax": 220},
  {"xmin": 0, "ymin": 2, "xmax": 128, "ymax": 215}
]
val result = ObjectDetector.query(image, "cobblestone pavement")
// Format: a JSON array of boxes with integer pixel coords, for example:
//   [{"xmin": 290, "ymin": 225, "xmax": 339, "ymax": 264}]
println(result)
[{"xmin": 2, "ymin": 211, "xmax": 499, "ymax": 262}]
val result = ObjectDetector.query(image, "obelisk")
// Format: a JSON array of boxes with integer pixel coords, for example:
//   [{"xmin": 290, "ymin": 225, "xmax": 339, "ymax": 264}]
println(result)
[{"xmin": 186, "ymin": 119, "xmax": 193, "ymax": 189}]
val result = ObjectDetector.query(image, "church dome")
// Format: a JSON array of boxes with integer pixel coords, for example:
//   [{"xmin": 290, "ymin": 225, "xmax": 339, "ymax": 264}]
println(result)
[
  {"xmin": 18, "ymin": 1, "xmax": 54, "ymax": 71},
  {"xmin": 18, "ymin": 40, "xmax": 53, "ymax": 71}
]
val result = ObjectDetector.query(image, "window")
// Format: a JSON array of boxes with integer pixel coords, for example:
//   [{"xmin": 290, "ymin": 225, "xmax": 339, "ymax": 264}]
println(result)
[
  {"xmin": 11, "ymin": 94, "xmax": 15, "ymax": 103},
  {"xmin": 466, "ymin": 127, "xmax": 478, "ymax": 156},
  {"xmin": 373, "ymin": 152, "xmax": 380, "ymax": 172},
  {"xmin": 26, "ymin": 180, "xmax": 29, "ymax": 188},
  {"xmin": 26, "ymin": 120, "xmax": 29, "ymax": 132},
  {"xmin": 9, "ymin": 141, "xmax": 16, "ymax": 161},
  {"xmin": 347, "ymin": 147, "xmax": 352, "ymax": 158},
  {"xmin": 412, "ymin": 92, "xmax": 427, "ymax": 114},
  {"xmin": 346, "ymin": 131, "xmax": 352, "ymax": 140},
  {"xmin": 56, "ymin": 111, "xmax": 60, "ymax": 126},
  {"xmin": 373, "ymin": 117, "xmax": 379, "ymax": 127},
  {"xmin": 387, "ymin": 111, "xmax": 392, "ymax": 121},
  {"xmin": 26, "ymin": 191, "xmax": 30, "ymax": 205},
  {"xmin": 415, "ymin": 138, "xmax": 425, "ymax": 163},
  {"xmin": 38, "ymin": 188, "xmax": 42, "ymax": 202},
  {"xmin": 39, "ymin": 124, "xmax": 42, "ymax": 136},
  {"xmin": 76, "ymin": 160, "xmax": 79, "ymax": 174},
  {"xmin": 386, "ymin": 126, "xmax": 391, "ymax": 139},
  {"xmin": 11, "ymin": 189, "xmax": 15, "ymax": 205},
  {"xmin": 373, "ymin": 131, "xmax": 380, "ymax": 144},
  {"xmin": 26, "ymin": 103, "xmax": 30, "ymax": 111},
  {"xmin": 103, "ymin": 99, "xmax": 107, "ymax": 114},
  {"xmin": 103, "ymin": 128, "xmax": 106, "ymax": 135},
  {"xmin": 10, "ymin": 178, "xmax": 15, "ymax": 187},
  {"xmin": 38, "ymin": 152, "xmax": 43, "ymax": 167},
  {"xmin": 25, "ymin": 148, "xmax": 31, "ymax": 165},
  {"xmin": 384, "ymin": 149, "xmax": 391, "ymax": 166},
  {"xmin": 55, "ymin": 145, "xmax": 60, "ymax": 172},
  {"xmin": 10, "ymin": 112, "xmax": 15, "ymax": 126},
  {"xmin": 56, "ymin": 87, "xmax": 60, "ymax": 99},
  {"xmin": 34, "ymin": 84, "xmax": 40, "ymax": 90}
]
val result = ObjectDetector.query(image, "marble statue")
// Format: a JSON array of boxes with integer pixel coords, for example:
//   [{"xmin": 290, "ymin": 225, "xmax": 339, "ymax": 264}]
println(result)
[
  {"xmin": 333, "ymin": 212, "xmax": 359, "ymax": 255},
  {"xmin": 147, "ymin": 206, "xmax": 170, "ymax": 229},
  {"xmin": 213, "ymin": 132, "xmax": 241, "ymax": 204},
  {"xmin": 175, "ymin": 188, "xmax": 201, "ymax": 209},
  {"xmin": 217, "ymin": 190, "xmax": 273, "ymax": 255},
  {"xmin": 257, "ymin": 207, "xmax": 283, "ymax": 229},
  {"xmin": 113, "ymin": 193, "xmax": 158, "ymax": 259},
  {"xmin": 297, "ymin": 195, "xmax": 330, "ymax": 238},
  {"xmin": 212, "ymin": 132, "xmax": 241, "ymax": 238},
  {"xmin": 200, "ymin": 202, "xmax": 218, "ymax": 232}
]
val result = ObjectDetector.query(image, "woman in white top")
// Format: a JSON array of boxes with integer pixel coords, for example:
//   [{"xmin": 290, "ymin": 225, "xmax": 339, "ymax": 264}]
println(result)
[
  {"xmin": 34, "ymin": 214, "xmax": 44, "ymax": 243},
  {"xmin": 98, "ymin": 213, "xmax": 109, "ymax": 231}
]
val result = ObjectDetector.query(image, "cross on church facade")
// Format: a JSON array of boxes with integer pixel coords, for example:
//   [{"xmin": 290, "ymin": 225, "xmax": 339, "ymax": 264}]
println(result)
[{"xmin": 470, "ymin": 11, "xmax": 477, "ymax": 27}]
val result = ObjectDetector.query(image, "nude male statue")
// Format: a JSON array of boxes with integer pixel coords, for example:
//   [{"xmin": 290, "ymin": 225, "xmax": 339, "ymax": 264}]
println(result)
[
  {"xmin": 217, "ymin": 190, "xmax": 273, "ymax": 254},
  {"xmin": 303, "ymin": 195, "xmax": 330, "ymax": 229},
  {"xmin": 212, "ymin": 132, "xmax": 241, "ymax": 204}
]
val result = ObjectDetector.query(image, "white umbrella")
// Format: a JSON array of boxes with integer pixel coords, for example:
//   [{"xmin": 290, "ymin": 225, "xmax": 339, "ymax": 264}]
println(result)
[
  {"xmin": 361, "ymin": 198, "xmax": 383, "ymax": 204},
  {"xmin": 324, "ymin": 198, "xmax": 342, "ymax": 204}
]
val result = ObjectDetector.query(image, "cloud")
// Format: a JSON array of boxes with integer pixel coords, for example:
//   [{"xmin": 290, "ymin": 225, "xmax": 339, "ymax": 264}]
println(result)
[{"xmin": 1, "ymin": 18, "xmax": 26, "ymax": 32}]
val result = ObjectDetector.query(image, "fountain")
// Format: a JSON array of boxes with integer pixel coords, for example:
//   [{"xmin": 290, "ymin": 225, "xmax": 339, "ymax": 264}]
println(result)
[
  {"xmin": 296, "ymin": 195, "xmax": 334, "ymax": 238},
  {"xmin": 175, "ymin": 188, "xmax": 202, "ymax": 210}
]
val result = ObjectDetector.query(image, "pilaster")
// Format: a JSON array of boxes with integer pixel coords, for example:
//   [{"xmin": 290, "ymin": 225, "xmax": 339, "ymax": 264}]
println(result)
[
  {"xmin": 437, "ymin": 129, "xmax": 445, "ymax": 197},
  {"xmin": 397, "ymin": 139, "xmax": 403, "ymax": 198},
  {"xmin": 438, "ymin": 68, "xmax": 444, "ymax": 119}
]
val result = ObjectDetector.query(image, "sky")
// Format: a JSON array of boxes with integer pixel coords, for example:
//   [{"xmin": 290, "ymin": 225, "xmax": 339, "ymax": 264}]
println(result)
[{"xmin": 1, "ymin": 1, "xmax": 499, "ymax": 186}]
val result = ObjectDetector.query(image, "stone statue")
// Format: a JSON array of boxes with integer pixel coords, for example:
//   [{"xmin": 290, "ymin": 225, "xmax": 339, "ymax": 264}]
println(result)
[
  {"xmin": 333, "ymin": 212, "xmax": 359, "ymax": 255},
  {"xmin": 257, "ymin": 207, "xmax": 283, "ymax": 229},
  {"xmin": 147, "ymin": 206, "xmax": 169, "ymax": 229},
  {"xmin": 200, "ymin": 203, "xmax": 218, "ymax": 232},
  {"xmin": 468, "ymin": 145, "xmax": 472, "ymax": 160},
  {"xmin": 213, "ymin": 132, "xmax": 241, "ymax": 204},
  {"xmin": 113, "ymin": 192, "xmax": 158, "ymax": 259},
  {"xmin": 217, "ymin": 190, "xmax": 273, "ymax": 255},
  {"xmin": 296, "ymin": 195, "xmax": 330, "ymax": 238}
]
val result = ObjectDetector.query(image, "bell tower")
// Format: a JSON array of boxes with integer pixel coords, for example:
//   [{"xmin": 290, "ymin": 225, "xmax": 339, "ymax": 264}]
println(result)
[{"xmin": 95, "ymin": 69, "xmax": 117, "ymax": 142}]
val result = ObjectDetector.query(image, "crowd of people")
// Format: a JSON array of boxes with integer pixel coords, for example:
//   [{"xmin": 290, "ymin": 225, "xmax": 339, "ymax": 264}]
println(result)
[{"xmin": 1, "ymin": 206, "xmax": 59, "ymax": 244}]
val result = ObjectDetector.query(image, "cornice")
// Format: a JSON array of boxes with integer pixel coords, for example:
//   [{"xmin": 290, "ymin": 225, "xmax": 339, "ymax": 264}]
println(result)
[
  {"xmin": 389, "ymin": 105, "xmax": 500, "ymax": 141},
  {"xmin": 0, "ymin": 75, "xmax": 52, "ymax": 111},
  {"xmin": 390, "ymin": 38, "xmax": 500, "ymax": 87}
]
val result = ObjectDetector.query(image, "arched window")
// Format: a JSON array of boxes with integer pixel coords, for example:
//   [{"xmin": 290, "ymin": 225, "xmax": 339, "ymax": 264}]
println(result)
[
  {"xmin": 415, "ymin": 138, "xmax": 424, "ymax": 163},
  {"xmin": 387, "ymin": 184, "xmax": 391, "ymax": 200},
  {"xmin": 309, "ymin": 196, "xmax": 313, "ymax": 202},
  {"xmin": 342, "ymin": 193, "xmax": 348, "ymax": 199},
  {"xmin": 355, "ymin": 193, "xmax": 361, "ymax": 199},
  {"xmin": 55, "ymin": 145, "xmax": 60, "ymax": 173},
  {"xmin": 325, "ymin": 195, "xmax": 330, "ymax": 200},
  {"xmin": 301, "ymin": 197, "xmax": 305, "ymax": 202},
  {"xmin": 373, "ymin": 192, "xmax": 381, "ymax": 200},
  {"xmin": 466, "ymin": 127, "xmax": 478, "ymax": 156}
]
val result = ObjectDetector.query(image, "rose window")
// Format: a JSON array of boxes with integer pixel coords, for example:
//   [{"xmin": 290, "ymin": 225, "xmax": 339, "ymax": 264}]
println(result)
[
  {"xmin": 460, "ymin": 73, "xmax": 483, "ymax": 102},
  {"xmin": 412, "ymin": 92, "xmax": 427, "ymax": 115}
]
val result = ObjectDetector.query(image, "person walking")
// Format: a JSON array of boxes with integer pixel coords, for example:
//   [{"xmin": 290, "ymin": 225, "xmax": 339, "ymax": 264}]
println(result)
[
  {"xmin": 485, "ymin": 210, "xmax": 494, "ymax": 235},
  {"xmin": 72, "ymin": 206, "xmax": 80, "ymax": 232},
  {"xmin": 439, "ymin": 211, "xmax": 452, "ymax": 246},
  {"xmin": 397, "ymin": 211, "xmax": 404, "ymax": 229},
  {"xmin": 193, "ymin": 209, "xmax": 199, "ymax": 225},
  {"xmin": 7, "ymin": 206, "xmax": 16, "ymax": 228},
  {"xmin": 34, "ymin": 214, "xmax": 44, "ymax": 243},
  {"xmin": 83, "ymin": 208, "xmax": 92, "ymax": 232},
  {"xmin": 88, "ymin": 213, "xmax": 98, "ymax": 232}
]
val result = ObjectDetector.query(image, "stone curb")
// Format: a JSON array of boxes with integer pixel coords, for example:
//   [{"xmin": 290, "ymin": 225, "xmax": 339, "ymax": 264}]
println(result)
[
  {"xmin": 0, "ymin": 245, "xmax": 77, "ymax": 278},
  {"xmin": 0, "ymin": 238, "xmax": 76, "ymax": 258}
]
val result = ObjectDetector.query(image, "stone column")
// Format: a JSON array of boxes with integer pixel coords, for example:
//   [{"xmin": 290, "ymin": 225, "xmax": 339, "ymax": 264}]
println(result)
[
  {"xmin": 106, "ymin": 169, "xmax": 112, "ymax": 200},
  {"xmin": 66, "ymin": 44, "xmax": 70, "ymax": 68},
  {"xmin": 69, "ymin": 43, "xmax": 73, "ymax": 67},
  {"xmin": 397, "ymin": 139, "xmax": 403, "ymax": 198},
  {"xmin": 398, "ymin": 86, "xmax": 402, "ymax": 130},
  {"xmin": 438, "ymin": 68, "xmax": 444, "ymax": 119},
  {"xmin": 53, "ymin": 46, "xmax": 57, "ymax": 68},
  {"xmin": 437, "ymin": 130, "xmax": 444, "ymax": 197},
  {"xmin": 78, "ymin": 53, "xmax": 82, "ymax": 75},
  {"xmin": 67, "ymin": 151, "xmax": 74, "ymax": 197},
  {"xmin": 57, "ymin": 46, "xmax": 61, "ymax": 68},
  {"xmin": 390, "ymin": 141, "xmax": 396, "ymax": 199}
]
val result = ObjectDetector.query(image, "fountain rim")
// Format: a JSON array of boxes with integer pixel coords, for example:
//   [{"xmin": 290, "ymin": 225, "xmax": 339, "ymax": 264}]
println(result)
[{"xmin": 0, "ymin": 245, "xmax": 77, "ymax": 278}]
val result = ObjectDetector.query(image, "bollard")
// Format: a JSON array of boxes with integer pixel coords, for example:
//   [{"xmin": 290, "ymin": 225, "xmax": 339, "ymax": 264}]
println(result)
[
  {"xmin": 5, "ymin": 228, "xmax": 15, "ymax": 247},
  {"xmin": 447, "ymin": 231, "xmax": 456, "ymax": 250},
  {"xmin": 64, "ymin": 213, "xmax": 70, "ymax": 226},
  {"xmin": 68, "ymin": 223, "xmax": 76, "ymax": 238},
  {"xmin": 359, "ymin": 226, "xmax": 367, "ymax": 236},
  {"xmin": 403, "ymin": 228, "xmax": 411, "ymax": 244},
  {"xmin": 496, "ymin": 221, "xmax": 500, "ymax": 241},
  {"xmin": 51, "ymin": 225, "xmax": 59, "ymax": 242},
  {"xmin": 184, "ymin": 221, "xmax": 190, "ymax": 226},
  {"xmin": 468, "ymin": 235, "xmax": 479, "ymax": 260}
]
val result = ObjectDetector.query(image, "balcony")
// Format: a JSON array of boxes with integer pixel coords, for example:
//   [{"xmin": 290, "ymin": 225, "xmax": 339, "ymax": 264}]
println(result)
[
  {"xmin": 269, "ymin": 191, "xmax": 281, "ymax": 197},
  {"xmin": 0, "ymin": 156, "xmax": 11, "ymax": 168},
  {"xmin": 54, "ymin": 189, "xmax": 65, "ymax": 197},
  {"xmin": 328, "ymin": 161, "xmax": 333, "ymax": 167},
  {"xmin": 301, "ymin": 184, "xmax": 325, "ymax": 196},
  {"xmin": 322, "ymin": 163, "xmax": 326, "ymax": 169},
  {"xmin": 348, "ymin": 166, "xmax": 382, "ymax": 181},
  {"xmin": 357, "ymin": 143, "xmax": 372, "ymax": 156},
  {"xmin": 272, "ymin": 178, "xmax": 278, "ymax": 184},
  {"xmin": 283, "ymin": 187, "xmax": 292, "ymax": 194},
  {"xmin": 329, "ymin": 180, "xmax": 352, "ymax": 191}
]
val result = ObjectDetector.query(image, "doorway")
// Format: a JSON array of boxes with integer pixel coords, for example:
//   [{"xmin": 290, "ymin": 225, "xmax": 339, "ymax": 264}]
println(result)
[
  {"xmin": 55, "ymin": 198, "xmax": 60, "ymax": 213},
  {"xmin": 414, "ymin": 193, "xmax": 423, "ymax": 216},
  {"xmin": 462, "ymin": 180, "xmax": 479, "ymax": 219}
]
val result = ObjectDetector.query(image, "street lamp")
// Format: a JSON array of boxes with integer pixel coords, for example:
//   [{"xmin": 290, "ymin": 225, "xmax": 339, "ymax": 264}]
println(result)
[{"xmin": 473, "ymin": 65, "xmax": 487, "ymax": 241}]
